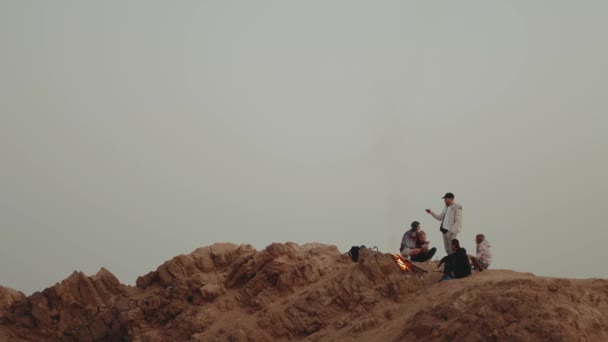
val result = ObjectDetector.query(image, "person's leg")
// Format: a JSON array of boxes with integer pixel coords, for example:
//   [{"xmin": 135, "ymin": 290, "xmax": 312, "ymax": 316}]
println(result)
[
  {"xmin": 412, "ymin": 250, "xmax": 433, "ymax": 262},
  {"xmin": 426, "ymin": 247, "xmax": 436, "ymax": 261},
  {"xmin": 469, "ymin": 256, "xmax": 483, "ymax": 271},
  {"xmin": 442, "ymin": 233, "xmax": 451, "ymax": 255},
  {"xmin": 443, "ymin": 231, "xmax": 457, "ymax": 255},
  {"xmin": 441, "ymin": 259, "xmax": 454, "ymax": 280},
  {"xmin": 410, "ymin": 254, "xmax": 423, "ymax": 262}
]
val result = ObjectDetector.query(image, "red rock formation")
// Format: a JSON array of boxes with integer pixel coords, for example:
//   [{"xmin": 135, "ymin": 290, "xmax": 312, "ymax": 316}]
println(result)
[
  {"xmin": 1, "ymin": 243, "xmax": 608, "ymax": 341},
  {"xmin": 0, "ymin": 287, "xmax": 25, "ymax": 317}
]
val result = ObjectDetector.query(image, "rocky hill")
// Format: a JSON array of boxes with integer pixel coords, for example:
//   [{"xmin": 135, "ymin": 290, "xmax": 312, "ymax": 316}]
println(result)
[{"xmin": 1, "ymin": 243, "xmax": 607, "ymax": 341}]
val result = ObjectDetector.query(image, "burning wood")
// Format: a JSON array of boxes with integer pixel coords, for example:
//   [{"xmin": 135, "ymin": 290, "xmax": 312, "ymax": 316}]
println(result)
[
  {"xmin": 393, "ymin": 254, "xmax": 428, "ymax": 273},
  {"xmin": 393, "ymin": 254, "xmax": 412, "ymax": 272}
]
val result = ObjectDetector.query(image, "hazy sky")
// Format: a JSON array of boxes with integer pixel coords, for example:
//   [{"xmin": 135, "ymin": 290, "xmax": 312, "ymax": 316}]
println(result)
[{"xmin": 1, "ymin": 1, "xmax": 607, "ymax": 295}]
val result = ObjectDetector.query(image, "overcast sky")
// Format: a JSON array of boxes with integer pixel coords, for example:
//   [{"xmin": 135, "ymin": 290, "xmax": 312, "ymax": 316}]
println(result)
[{"xmin": 1, "ymin": 1, "xmax": 607, "ymax": 295}]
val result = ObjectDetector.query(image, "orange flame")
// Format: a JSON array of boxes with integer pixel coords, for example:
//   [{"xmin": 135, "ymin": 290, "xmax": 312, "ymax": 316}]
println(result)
[{"xmin": 393, "ymin": 254, "xmax": 411, "ymax": 272}]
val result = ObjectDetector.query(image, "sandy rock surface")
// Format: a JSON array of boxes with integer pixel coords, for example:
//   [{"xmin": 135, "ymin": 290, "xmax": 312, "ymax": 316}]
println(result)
[{"xmin": 1, "ymin": 243, "xmax": 607, "ymax": 341}]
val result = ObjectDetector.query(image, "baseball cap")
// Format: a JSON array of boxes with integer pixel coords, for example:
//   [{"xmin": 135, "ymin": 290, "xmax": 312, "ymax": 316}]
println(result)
[{"xmin": 442, "ymin": 192, "xmax": 455, "ymax": 199}]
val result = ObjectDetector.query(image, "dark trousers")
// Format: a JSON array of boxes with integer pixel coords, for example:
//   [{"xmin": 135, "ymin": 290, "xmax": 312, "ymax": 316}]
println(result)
[
  {"xmin": 410, "ymin": 247, "xmax": 436, "ymax": 262},
  {"xmin": 443, "ymin": 258, "xmax": 455, "ymax": 278}
]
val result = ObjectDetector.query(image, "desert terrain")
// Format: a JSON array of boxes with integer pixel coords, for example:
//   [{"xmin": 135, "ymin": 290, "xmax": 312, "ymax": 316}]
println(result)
[{"xmin": 1, "ymin": 243, "xmax": 607, "ymax": 341}]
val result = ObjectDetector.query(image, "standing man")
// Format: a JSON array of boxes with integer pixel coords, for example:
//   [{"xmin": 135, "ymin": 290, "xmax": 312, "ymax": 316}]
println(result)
[{"xmin": 426, "ymin": 192, "xmax": 463, "ymax": 255}]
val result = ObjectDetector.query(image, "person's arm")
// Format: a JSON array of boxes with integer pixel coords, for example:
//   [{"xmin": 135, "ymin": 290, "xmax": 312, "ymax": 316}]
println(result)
[
  {"xmin": 478, "ymin": 242, "xmax": 490, "ymax": 265},
  {"xmin": 451, "ymin": 205, "xmax": 462, "ymax": 233},
  {"xmin": 476, "ymin": 245, "xmax": 484, "ymax": 260},
  {"xmin": 401, "ymin": 247, "xmax": 423, "ymax": 257},
  {"xmin": 428, "ymin": 207, "xmax": 445, "ymax": 221},
  {"xmin": 438, "ymin": 254, "xmax": 449, "ymax": 267},
  {"xmin": 440, "ymin": 253, "xmax": 455, "ymax": 264}
]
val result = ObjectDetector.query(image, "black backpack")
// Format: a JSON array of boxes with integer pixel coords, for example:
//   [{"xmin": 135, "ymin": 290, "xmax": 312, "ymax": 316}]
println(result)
[
  {"xmin": 348, "ymin": 245, "xmax": 366, "ymax": 262},
  {"xmin": 347, "ymin": 245, "xmax": 378, "ymax": 262}
]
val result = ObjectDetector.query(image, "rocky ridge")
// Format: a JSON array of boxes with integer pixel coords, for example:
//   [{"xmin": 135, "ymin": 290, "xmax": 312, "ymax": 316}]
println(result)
[{"xmin": 1, "ymin": 242, "xmax": 607, "ymax": 341}]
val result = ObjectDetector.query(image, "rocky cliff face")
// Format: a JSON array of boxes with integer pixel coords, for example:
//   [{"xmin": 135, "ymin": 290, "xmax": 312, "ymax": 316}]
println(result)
[
  {"xmin": 1, "ymin": 243, "xmax": 608, "ymax": 341},
  {"xmin": 0, "ymin": 287, "xmax": 26, "ymax": 318}
]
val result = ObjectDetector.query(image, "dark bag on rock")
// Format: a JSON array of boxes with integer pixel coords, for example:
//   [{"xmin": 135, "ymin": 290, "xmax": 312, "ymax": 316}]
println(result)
[{"xmin": 348, "ymin": 245, "xmax": 366, "ymax": 262}]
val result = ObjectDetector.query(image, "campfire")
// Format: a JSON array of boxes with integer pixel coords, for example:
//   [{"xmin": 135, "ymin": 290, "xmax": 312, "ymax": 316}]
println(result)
[{"xmin": 393, "ymin": 254, "xmax": 412, "ymax": 272}]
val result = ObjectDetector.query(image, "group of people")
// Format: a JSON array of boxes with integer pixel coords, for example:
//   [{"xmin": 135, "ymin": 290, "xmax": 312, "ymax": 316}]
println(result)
[{"xmin": 399, "ymin": 192, "xmax": 492, "ymax": 281}]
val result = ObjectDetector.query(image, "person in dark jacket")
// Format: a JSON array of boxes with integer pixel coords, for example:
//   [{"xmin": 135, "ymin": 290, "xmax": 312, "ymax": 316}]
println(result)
[{"xmin": 438, "ymin": 239, "xmax": 471, "ymax": 280}]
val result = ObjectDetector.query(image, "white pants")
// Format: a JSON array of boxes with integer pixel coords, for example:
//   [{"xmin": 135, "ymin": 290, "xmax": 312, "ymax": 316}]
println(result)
[{"xmin": 442, "ymin": 231, "xmax": 457, "ymax": 255}]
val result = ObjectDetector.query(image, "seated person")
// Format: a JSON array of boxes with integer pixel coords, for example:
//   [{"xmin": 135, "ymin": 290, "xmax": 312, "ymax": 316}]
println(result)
[
  {"xmin": 400, "ymin": 221, "xmax": 420, "ymax": 258},
  {"xmin": 469, "ymin": 234, "xmax": 492, "ymax": 271},
  {"xmin": 410, "ymin": 231, "xmax": 436, "ymax": 262},
  {"xmin": 438, "ymin": 239, "xmax": 471, "ymax": 280}
]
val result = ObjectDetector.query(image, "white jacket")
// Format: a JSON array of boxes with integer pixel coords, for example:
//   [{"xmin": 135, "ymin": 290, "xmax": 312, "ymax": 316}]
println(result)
[
  {"xmin": 476, "ymin": 239, "xmax": 492, "ymax": 267},
  {"xmin": 431, "ymin": 203, "xmax": 463, "ymax": 234}
]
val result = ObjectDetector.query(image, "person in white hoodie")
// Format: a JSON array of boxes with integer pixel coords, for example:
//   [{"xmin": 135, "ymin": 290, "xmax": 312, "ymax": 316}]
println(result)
[
  {"xmin": 470, "ymin": 234, "xmax": 492, "ymax": 271},
  {"xmin": 426, "ymin": 192, "xmax": 463, "ymax": 255}
]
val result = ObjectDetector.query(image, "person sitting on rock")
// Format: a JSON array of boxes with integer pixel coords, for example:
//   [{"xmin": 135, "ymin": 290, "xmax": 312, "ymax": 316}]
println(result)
[
  {"xmin": 410, "ymin": 231, "xmax": 436, "ymax": 262},
  {"xmin": 400, "ymin": 221, "xmax": 422, "ymax": 259},
  {"xmin": 469, "ymin": 234, "xmax": 492, "ymax": 271},
  {"xmin": 438, "ymin": 239, "xmax": 471, "ymax": 280}
]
